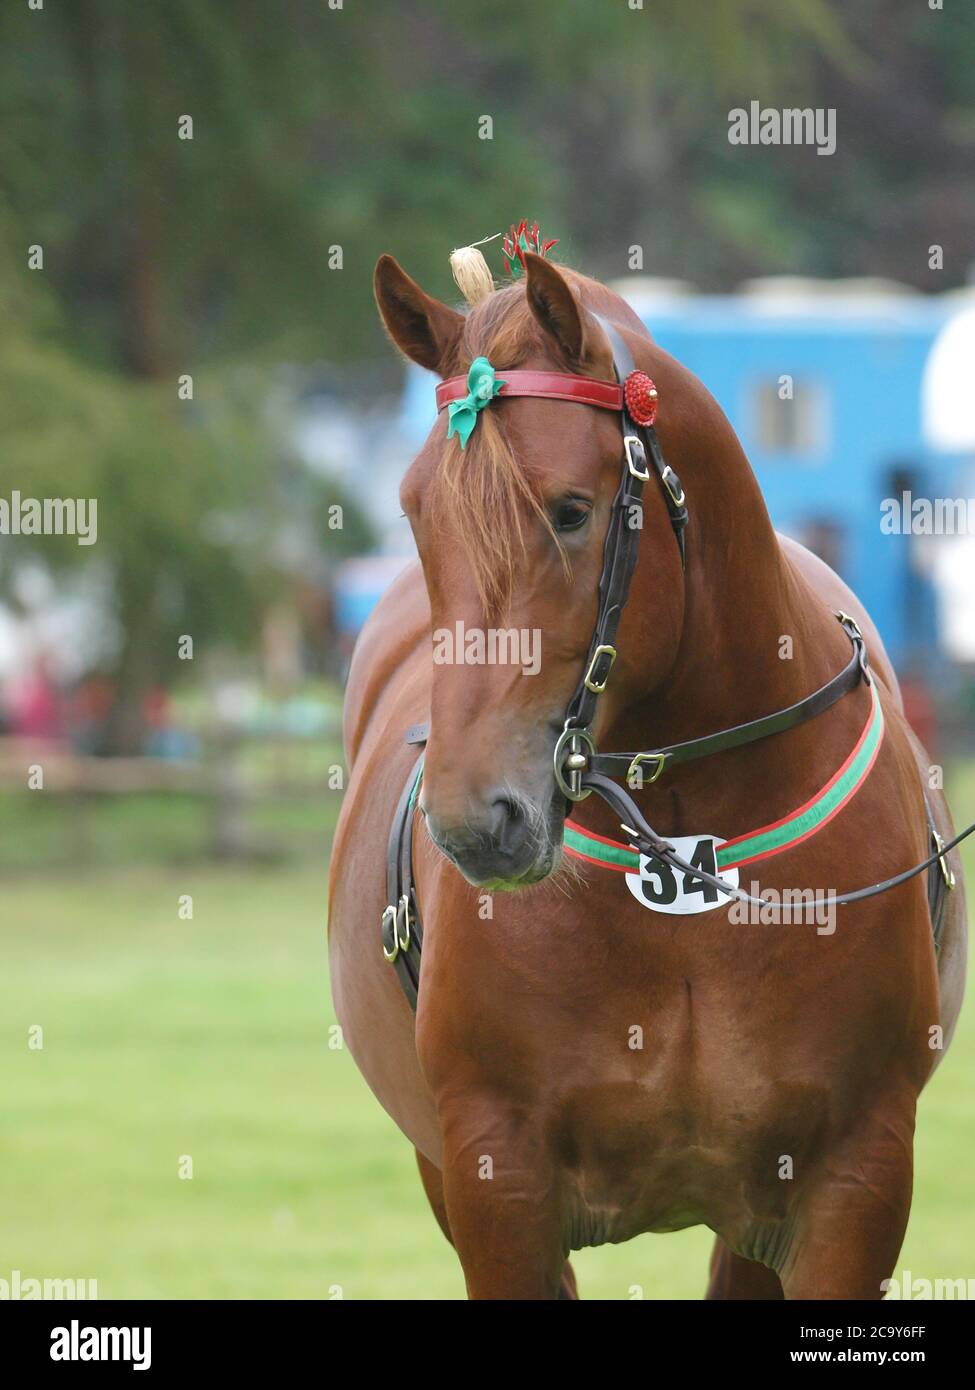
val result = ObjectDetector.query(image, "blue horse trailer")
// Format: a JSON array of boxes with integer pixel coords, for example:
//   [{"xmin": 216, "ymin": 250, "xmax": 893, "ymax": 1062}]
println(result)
[{"xmin": 621, "ymin": 284, "xmax": 957, "ymax": 672}]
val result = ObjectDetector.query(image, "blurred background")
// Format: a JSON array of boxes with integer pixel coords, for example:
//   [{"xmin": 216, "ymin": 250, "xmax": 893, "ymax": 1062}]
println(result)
[{"xmin": 1, "ymin": 0, "xmax": 973, "ymax": 1298}]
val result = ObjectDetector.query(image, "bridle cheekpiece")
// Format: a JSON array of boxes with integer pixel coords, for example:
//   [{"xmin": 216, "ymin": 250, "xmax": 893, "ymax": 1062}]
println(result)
[{"xmin": 435, "ymin": 316, "xmax": 689, "ymax": 804}]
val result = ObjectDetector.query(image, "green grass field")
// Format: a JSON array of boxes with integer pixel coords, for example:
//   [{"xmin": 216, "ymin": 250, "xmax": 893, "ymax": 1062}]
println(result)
[{"xmin": 1, "ymin": 794, "xmax": 973, "ymax": 1299}]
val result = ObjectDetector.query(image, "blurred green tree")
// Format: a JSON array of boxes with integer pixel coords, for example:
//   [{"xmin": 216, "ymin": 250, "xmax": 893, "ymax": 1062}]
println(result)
[
  {"xmin": 2, "ymin": 1, "xmax": 969, "ymax": 365},
  {"xmin": 0, "ymin": 214, "xmax": 372, "ymax": 752}
]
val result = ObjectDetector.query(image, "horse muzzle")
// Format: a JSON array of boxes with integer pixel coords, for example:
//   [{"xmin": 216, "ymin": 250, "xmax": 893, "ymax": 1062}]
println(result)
[{"xmin": 423, "ymin": 790, "xmax": 555, "ymax": 889}]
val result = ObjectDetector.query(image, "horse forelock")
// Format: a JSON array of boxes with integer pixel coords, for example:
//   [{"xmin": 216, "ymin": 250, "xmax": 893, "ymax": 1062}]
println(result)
[{"xmin": 429, "ymin": 270, "xmax": 627, "ymax": 621}]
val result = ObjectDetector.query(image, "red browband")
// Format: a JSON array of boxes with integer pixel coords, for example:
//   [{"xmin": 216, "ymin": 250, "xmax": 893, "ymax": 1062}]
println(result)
[{"xmin": 435, "ymin": 370, "xmax": 624, "ymax": 414}]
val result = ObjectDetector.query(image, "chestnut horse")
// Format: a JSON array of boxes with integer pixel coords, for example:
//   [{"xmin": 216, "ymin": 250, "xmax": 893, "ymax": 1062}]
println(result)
[{"xmin": 328, "ymin": 250, "xmax": 967, "ymax": 1299}]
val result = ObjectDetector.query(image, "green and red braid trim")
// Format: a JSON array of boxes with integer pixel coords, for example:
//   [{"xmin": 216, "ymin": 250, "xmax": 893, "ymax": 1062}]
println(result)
[{"xmin": 564, "ymin": 678, "xmax": 885, "ymax": 874}]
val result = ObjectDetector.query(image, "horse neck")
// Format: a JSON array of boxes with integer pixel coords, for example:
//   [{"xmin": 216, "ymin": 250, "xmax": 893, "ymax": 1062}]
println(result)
[
  {"xmin": 607, "ymin": 421, "xmax": 853, "ymax": 778},
  {"xmin": 577, "ymin": 289, "xmax": 859, "ymax": 787}
]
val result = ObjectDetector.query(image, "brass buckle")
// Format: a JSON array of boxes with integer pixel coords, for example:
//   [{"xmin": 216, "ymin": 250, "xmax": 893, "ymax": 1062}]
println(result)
[
  {"xmin": 932, "ymin": 831, "xmax": 957, "ymax": 891},
  {"xmin": 660, "ymin": 465, "xmax": 685, "ymax": 507},
  {"xmin": 623, "ymin": 435, "xmax": 650, "ymax": 482},
  {"xmin": 396, "ymin": 894, "xmax": 413, "ymax": 952},
  {"xmin": 583, "ymin": 644, "xmax": 616, "ymax": 693},
  {"xmin": 381, "ymin": 904, "xmax": 399, "ymax": 962},
  {"xmin": 554, "ymin": 725, "xmax": 596, "ymax": 801},
  {"xmin": 836, "ymin": 610, "xmax": 863, "ymax": 639},
  {"xmin": 626, "ymin": 751, "xmax": 668, "ymax": 786}
]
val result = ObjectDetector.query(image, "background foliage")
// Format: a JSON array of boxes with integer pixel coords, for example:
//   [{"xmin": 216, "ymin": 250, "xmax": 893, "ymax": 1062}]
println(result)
[{"xmin": 2, "ymin": 0, "xmax": 972, "ymax": 369}]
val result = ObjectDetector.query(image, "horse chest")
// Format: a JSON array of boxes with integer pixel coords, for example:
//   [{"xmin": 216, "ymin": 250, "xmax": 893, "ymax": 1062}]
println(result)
[
  {"xmin": 542, "ymin": 1016, "xmax": 834, "ymax": 1240},
  {"xmin": 558, "ymin": 1102, "xmax": 817, "ymax": 1243}
]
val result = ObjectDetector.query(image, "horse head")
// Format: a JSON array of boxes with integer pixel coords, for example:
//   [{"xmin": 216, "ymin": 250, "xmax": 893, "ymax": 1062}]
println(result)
[{"xmin": 374, "ymin": 251, "xmax": 754, "ymax": 890}]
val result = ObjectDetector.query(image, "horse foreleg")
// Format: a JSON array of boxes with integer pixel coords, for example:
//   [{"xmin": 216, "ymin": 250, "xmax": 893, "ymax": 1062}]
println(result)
[
  {"xmin": 706, "ymin": 1237, "xmax": 784, "ymax": 1299},
  {"xmin": 435, "ymin": 1106, "xmax": 569, "ymax": 1300},
  {"xmin": 416, "ymin": 1148, "xmax": 453, "ymax": 1244},
  {"xmin": 417, "ymin": 1145, "xmax": 578, "ymax": 1299},
  {"xmin": 779, "ymin": 1096, "xmax": 916, "ymax": 1300}
]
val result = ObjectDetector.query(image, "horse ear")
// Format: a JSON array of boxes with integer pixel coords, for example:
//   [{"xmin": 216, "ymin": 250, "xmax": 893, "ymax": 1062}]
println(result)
[
  {"xmin": 374, "ymin": 256, "xmax": 465, "ymax": 376},
  {"xmin": 523, "ymin": 252, "xmax": 586, "ymax": 364}
]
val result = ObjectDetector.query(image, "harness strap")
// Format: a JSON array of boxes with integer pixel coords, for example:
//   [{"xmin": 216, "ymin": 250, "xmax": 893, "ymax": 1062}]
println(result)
[
  {"xmin": 382, "ymin": 737, "xmax": 963, "ymax": 1012},
  {"xmin": 924, "ymin": 796, "xmax": 954, "ymax": 953},
  {"xmin": 567, "ymin": 672, "xmax": 885, "ymax": 874},
  {"xmin": 559, "ymin": 317, "xmax": 687, "ymax": 763},
  {"xmin": 597, "ymin": 315, "xmax": 689, "ymax": 568},
  {"xmin": 380, "ymin": 755, "xmax": 424, "ymax": 1009},
  {"xmin": 579, "ymin": 767, "xmax": 971, "ymax": 914},
  {"xmin": 590, "ymin": 615, "xmax": 869, "ymax": 785},
  {"xmin": 561, "ymin": 440, "xmax": 648, "ymax": 733}
]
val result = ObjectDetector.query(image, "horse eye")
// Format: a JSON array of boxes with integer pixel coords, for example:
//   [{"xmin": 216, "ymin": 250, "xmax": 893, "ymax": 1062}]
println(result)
[{"xmin": 552, "ymin": 498, "xmax": 591, "ymax": 533}]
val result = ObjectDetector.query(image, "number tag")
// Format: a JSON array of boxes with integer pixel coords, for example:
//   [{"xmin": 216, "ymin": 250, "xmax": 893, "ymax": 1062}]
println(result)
[{"xmin": 624, "ymin": 834, "xmax": 739, "ymax": 916}]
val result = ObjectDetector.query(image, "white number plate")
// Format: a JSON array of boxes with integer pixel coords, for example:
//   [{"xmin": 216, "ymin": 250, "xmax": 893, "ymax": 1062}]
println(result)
[{"xmin": 624, "ymin": 834, "xmax": 739, "ymax": 916}]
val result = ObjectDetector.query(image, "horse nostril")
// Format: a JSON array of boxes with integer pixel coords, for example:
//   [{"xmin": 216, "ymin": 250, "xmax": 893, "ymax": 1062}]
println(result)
[
  {"xmin": 423, "ymin": 790, "xmax": 547, "ymax": 885},
  {"xmin": 489, "ymin": 797, "xmax": 526, "ymax": 855}
]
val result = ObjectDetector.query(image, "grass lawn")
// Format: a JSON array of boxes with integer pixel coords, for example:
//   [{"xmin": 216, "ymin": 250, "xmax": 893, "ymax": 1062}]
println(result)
[{"xmin": 1, "ymin": 794, "xmax": 973, "ymax": 1298}]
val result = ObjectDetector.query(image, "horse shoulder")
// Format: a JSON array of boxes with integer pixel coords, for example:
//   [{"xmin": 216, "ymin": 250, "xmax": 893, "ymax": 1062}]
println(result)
[
  {"xmin": 777, "ymin": 531, "xmax": 902, "ymax": 709},
  {"xmin": 776, "ymin": 535, "xmax": 967, "ymax": 1059}
]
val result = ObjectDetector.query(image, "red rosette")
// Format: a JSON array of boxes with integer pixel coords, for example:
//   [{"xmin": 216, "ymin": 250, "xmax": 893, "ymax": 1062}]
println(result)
[{"xmin": 624, "ymin": 370, "xmax": 659, "ymax": 427}]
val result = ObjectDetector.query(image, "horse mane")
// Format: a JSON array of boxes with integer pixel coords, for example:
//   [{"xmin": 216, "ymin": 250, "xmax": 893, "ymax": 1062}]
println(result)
[{"xmin": 431, "ymin": 269, "xmax": 615, "ymax": 621}]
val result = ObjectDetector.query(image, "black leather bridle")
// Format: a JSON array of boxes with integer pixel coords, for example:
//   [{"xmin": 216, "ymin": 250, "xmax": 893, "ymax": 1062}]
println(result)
[
  {"xmin": 553, "ymin": 319, "xmax": 868, "ymax": 805},
  {"xmin": 553, "ymin": 316, "xmax": 687, "ymax": 801}
]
